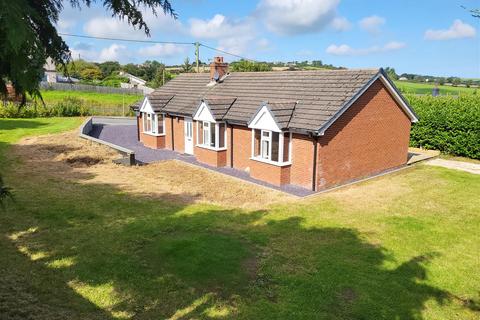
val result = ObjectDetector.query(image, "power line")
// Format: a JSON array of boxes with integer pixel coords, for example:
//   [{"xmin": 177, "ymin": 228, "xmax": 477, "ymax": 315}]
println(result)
[
  {"xmin": 59, "ymin": 33, "xmax": 257, "ymax": 62},
  {"xmin": 58, "ymin": 33, "xmax": 194, "ymax": 45}
]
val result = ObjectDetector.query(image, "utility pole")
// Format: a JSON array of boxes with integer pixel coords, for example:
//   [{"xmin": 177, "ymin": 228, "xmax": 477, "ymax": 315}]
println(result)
[
  {"xmin": 162, "ymin": 68, "xmax": 165, "ymax": 86},
  {"xmin": 195, "ymin": 42, "xmax": 200, "ymax": 73}
]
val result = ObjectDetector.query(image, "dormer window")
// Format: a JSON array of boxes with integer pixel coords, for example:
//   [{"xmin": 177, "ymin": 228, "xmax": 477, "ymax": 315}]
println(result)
[
  {"xmin": 248, "ymin": 104, "xmax": 293, "ymax": 166},
  {"xmin": 139, "ymin": 97, "xmax": 165, "ymax": 136},
  {"xmin": 193, "ymin": 100, "xmax": 228, "ymax": 151}
]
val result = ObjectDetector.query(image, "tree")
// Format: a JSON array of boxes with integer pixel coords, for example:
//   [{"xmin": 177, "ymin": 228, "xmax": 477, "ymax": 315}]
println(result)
[
  {"xmin": 80, "ymin": 67, "xmax": 103, "ymax": 81},
  {"xmin": 384, "ymin": 67, "xmax": 398, "ymax": 80},
  {"xmin": 230, "ymin": 59, "xmax": 272, "ymax": 72},
  {"xmin": 182, "ymin": 57, "xmax": 193, "ymax": 73},
  {"xmin": 98, "ymin": 61, "xmax": 121, "ymax": 78},
  {"xmin": 0, "ymin": 175, "xmax": 13, "ymax": 209},
  {"xmin": 0, "ymin": 0, "xmax": 175, "ymax": 103}
]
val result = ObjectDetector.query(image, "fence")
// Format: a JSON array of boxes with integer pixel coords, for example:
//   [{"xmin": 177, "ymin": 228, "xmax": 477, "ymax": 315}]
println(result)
[{"xmin": 40, "ymin": 81, "xmax": 143, "ymax": 95}]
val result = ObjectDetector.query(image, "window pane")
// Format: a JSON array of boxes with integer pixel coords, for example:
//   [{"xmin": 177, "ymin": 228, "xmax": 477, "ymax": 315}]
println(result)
[
  {"xmin": 198, "ymin": 122, "xmax": 204, "ymax": 144},
  {"xmin": 143, "ymin": 113, "xmax": 147, "ymax": 132},
  {"xmin": 203, "ymin": 122, "xmax": 209, "ymax": 146},
  {"xmin": 218, "ymin": 123, "xmax": 225, "ymax": 148},
  {"xmin": 283, "ymin": 133, "xmax": 290, "ymax": 162},
  {"xmin": 158, "ymin": 114, "xmax": 164, "ymax": 134},
  {"xmin": 210, "ymin": 123, "xmax": 216, "ymax": 147},
  {"xmin": 271, "ymin": 132, "xmax": 279, "ymax": 162},
  {"xmin": 254, "ymin": 130, "xmax": 261, "ymax": 157},
  {"xmin": 146, "ymin": 114, "xmax": 151, "ymax": 132},
  {"xmin": 261, "ymin": 140, "xmax": 269, "ymax": 159}
]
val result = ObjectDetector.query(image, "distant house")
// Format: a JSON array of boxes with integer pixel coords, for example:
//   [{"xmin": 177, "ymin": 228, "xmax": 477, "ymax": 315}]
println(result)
[
  {"xmin": 119, "ymin": 72, "xmax": 154, "ymax": 94},
  {"xmin": 398, "ymin": 77, "xmax": 408, "ymax": 81},
  {"xmin": 132, "ymin": 56, "xmax": 418, "ymax": 191},
  {"xmin": 42, "ymin": 58, "xmax": 79, "ymax": 83}
]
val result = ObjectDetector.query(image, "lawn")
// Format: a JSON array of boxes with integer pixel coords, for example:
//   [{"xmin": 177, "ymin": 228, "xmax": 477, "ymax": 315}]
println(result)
[
  {"xmin": 394, "ymin": 81, "xmax": 478, "ymax": 95},
  {"xmin": 0, "ymin": 118, "xmax": 479, "ymax": 319}
]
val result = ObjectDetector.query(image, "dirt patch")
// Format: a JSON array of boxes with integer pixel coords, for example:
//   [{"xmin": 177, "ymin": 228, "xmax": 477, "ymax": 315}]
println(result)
[
  {"xmin": 338, "ymin": 287, "xmax": 357, "ymax": 304},
  {"xmin": 12, "ymin": 130, "xmax": 292, "ymax": 209}
]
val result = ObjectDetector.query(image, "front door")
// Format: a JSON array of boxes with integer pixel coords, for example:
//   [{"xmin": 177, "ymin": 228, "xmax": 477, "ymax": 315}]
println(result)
[{"xmin": 184, "ymin": 118, "xmax": 194, "ymax": 155}]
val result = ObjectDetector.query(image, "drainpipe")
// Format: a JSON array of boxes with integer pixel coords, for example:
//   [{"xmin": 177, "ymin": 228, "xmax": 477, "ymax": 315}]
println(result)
[
  {"xmin": 312, "ymin": 134, "xmax": 319, "ymax": 192},
  {"xmin": 230, "ymin": 123, "xmax": 234, "ymax": 168},
  {"xmin": 171, "ymin": 116, "xmax": 175, "ymax": 150}
]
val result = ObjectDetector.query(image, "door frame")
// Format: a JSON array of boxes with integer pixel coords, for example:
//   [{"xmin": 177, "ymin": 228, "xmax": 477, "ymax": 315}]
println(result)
[{"xmin": 184, "ymin": 117, "xmax": 194, "ymax": 155}]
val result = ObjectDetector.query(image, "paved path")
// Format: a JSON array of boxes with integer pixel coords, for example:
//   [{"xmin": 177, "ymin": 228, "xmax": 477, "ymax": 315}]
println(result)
[
  {"xmin": 88, "ymin": 122, "xmax": 314, "ymax": 197},
  {"xmin": 425, "ymin": 158, "xmax": 480, "ymax": 175}
]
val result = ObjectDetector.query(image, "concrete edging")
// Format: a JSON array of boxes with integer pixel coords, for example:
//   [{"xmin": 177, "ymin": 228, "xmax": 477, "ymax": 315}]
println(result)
[{"xmin": 78, "ymin": 117, "xmax": 136, "ymax": 165}]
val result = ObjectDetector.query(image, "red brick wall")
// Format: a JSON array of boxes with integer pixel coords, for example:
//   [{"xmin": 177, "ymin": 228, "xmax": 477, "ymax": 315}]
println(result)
[
  {"xmin": 195, "ymin": 146, "xmax": 227, "ymax": 167},
  {"xmin": 290, "ymin": 134, "xmax": 315, "ymax": 189},
  {"xmin": 316, "ymin": 79, "xmax": 411, "ymax": 189},
  {"xmin": 140, "ymin": 132, "xmax": 165, "ymax": 149},
  {"xmin": 227, "ymin": 125, "xmax": 251, "ymax": 170},
  {"xmin": 249, "ymin": 159, "xmax": 291, "ymax": 186},
  {"xmin": 165, "ymin": 115, "xmax": 185, "ymax": 152}
]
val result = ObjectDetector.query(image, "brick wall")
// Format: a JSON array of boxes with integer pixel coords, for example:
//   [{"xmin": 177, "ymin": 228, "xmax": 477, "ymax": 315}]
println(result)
[
  {"xmin": 290, "ymin": 134, "xmax": 315, "ymax": 189},
  {"xmin": 249, "ymin": 159, "xmax": 291, "ymax": 186},
  {"xmin": 140, "ymin": 132, "xmax": 165, "ymax": 149},
  {"xmin": 165, "ymin": 115, "xmax": 185, "ymax": 152},
  {"xmin": 316, "ymin": 79, "xmax": 411, "ymax": 189},
  {"xmin": 195, "ymin": 146, "xmax": 227, "ymax": 167},
  {"xmin": 227, "ymin": 125, "xmax": 251, "ymax": 170}
]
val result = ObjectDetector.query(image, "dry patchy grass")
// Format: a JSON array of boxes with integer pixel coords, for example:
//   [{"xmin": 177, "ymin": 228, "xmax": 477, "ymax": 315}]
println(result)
[{"xmin": 12, "ymin": 130, "xmax": 292, "ymax": 209}]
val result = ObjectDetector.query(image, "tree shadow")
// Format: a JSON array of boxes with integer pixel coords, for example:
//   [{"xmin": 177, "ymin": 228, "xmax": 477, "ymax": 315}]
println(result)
[
  {"xmin": 1, "ymin": 137, "xmax": 477, "ymax": 319},
  {"xmin": 0, "ymin": 119, "xmax": 48, "ymax": 131}
]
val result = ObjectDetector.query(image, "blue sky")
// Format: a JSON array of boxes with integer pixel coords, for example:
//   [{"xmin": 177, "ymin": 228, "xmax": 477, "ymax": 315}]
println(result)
[{"xmin": 57, "ymin": 0, "xmax": 480, "ymax": 78}]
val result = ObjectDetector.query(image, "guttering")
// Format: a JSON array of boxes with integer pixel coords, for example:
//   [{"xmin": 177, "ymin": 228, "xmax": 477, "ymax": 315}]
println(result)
[{"xmin": 309, "ymin": 131, "xmax": 320, "ymax": 191}]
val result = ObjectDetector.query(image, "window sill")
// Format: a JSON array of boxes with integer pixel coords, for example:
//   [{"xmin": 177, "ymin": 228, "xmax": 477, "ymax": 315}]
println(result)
[
  {"xmin": 250, "ymin": 157, "xmax": 292, "ymax": 167},
  {"xmin": 196, "ymin": 144, "xmax": 227, "ymax": 152},
  {"xmin": 142, "ymin": 132, "xmax": 166, "ymax": 137}
]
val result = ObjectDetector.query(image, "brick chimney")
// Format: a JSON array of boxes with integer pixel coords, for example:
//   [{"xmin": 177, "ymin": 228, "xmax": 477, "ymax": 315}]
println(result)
[{"xmin": 210, "ymin": 56, "xmax": 229, "ymax": 82}]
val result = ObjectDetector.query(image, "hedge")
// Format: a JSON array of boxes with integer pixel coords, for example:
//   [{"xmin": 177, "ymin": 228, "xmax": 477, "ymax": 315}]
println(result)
[{"xmin": 406, "ymin": 94, "xmax": 480, "ymax": 159}]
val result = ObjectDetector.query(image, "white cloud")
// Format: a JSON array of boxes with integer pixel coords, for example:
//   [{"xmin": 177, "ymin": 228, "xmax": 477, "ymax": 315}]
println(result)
[
  {"xmin": 424, "ymin": 20, "xmax": 476, "ymax": 40},
  {"xmin": 99, "ymin": 44, "xmax": 129, "ymax": 61},
  {"xmin": 138, "ymin": 43, "xmax": 186, "ymax": 58},
  {"xmin": 189, "ymin": 14, "xmax": 257, "ymax": 55},
  {"xmin": 84, "ymin": 10, "xmax": 182, "ymax": 39},
  {"xmin": 331, "ymin": 17, "xmax": 351, "ymax": 32},
  {"xmin": 359, "ymin": 15, "xmax": 385, "ymax": 35},
  {"xmin": 257, "ymin": 0, "xmax": 340, "ymax": 35},
  {"xmin": 326, "ymin": 41, "xmax": 406, "ymax": 56},
  {"xmin": 56, "ymin": 18, "xmax": 76, "ymax": 33}
]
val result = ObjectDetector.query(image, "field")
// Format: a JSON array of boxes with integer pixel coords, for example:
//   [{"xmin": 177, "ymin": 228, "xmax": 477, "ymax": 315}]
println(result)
[
  {"xmin": 0, "ymin": 118, "xmax": 479, "ymax": 319},
  {"xmin": 394, "ymin": 81, "xmax": 478, "ymax": 95},
  {"xmin": 37, "ymin": 90, "xmax": 143, "ymax": 116}
]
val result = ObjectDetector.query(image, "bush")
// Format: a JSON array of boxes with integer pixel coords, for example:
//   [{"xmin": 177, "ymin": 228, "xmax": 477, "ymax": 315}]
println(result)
[
  {"xmin": 407, "ymin": 94, "xmax": 480, "ymax": 159},
  {"xmin": 0, "ymin": 97, "xmax": 91, "ymax": 118}
]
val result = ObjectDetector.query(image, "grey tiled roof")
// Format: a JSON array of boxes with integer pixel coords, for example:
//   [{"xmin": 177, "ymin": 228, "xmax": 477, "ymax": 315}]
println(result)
[
  {"xmin": 203, "ymin": 96, "xmax": 237, "ymax": 120},
  {"xmin": 148, "ymin": 69, "xmax": 383, "ymax": 132}
]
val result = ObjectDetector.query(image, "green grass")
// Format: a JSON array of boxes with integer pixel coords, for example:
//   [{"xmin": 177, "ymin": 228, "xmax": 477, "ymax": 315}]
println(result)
[
  {"xmin": 394, "ymin": 81, "xmax": 478, "ymax": 95},
  {"xmin": 0, "ymin": 118, "xmax": 479, "ymax": 319}
]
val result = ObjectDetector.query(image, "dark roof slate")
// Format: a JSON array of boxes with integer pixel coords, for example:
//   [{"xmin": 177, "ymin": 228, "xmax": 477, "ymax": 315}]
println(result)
[{"xmin": 147, "ymin": 69, "xmax": 383, "ymax": 132}]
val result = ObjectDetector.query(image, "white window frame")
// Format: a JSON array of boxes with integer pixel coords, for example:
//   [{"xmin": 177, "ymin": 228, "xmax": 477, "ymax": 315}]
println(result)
[
  {"xmin": 142, "ymin": 112, "xmax": 165, "ymax": 136},
  {"xmin": 196, "ymin": 120, "xmax": 227, "ymax": 151},
  {"xmin": 251, "ymin": 129, "xmax": 292, "ymax": 166}
]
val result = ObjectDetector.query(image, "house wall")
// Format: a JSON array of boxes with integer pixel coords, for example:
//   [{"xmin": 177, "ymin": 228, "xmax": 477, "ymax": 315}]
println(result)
[
  {"xmin": 226, "ymin": 125, "xmax": 251, "ymax": 170},
  {"xmin": 164, "ymin": 115, "xmax": 186, "ymax": 153},
  {"xmin": 195, "ymin": 146, "xmax": 227, "ymax": 167},
  {"xmin": 249, "ymin": 160, "xmax": 291, "ymax": 186},
  {"xmin": 316, "ymin": 79, "xmax": 411, "ymax": 190},
  {"xmin": 290, "ymin": 134, "xmax": 315, "ymax": 189}
]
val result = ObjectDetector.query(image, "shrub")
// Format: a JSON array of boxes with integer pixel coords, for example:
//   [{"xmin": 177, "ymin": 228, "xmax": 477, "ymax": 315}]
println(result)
[
  {"xmin": 407, "ymin": 94, "xmax": 480, "ymax": 159},
  {"xmin": 0, "ymin": 97, "xmax": 91, "ymax": 118}
]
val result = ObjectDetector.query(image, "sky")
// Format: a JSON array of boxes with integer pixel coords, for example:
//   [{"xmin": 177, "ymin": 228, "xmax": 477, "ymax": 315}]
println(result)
[{"xmin": 57, "ymin": 0, "xmax": 480, "ymax": 78}]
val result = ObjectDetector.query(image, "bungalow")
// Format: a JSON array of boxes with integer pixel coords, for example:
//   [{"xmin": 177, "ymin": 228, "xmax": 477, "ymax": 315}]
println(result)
[{"xmin": 132, "ymin": 57, "xmax": 418, "ymax": 191}]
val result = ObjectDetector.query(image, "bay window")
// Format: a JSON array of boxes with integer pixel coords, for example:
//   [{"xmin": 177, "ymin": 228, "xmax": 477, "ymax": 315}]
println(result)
[
  {"xmin": 197, "ymin": 121, "xmax": 227, "ymax": 150},
  {"xmin": 252, "ymin": 129, "xmax": 291, "ymax": 165},
  {"xmin": 142, "ymin": 112, "xmax": 165, "ymax": 135}
]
